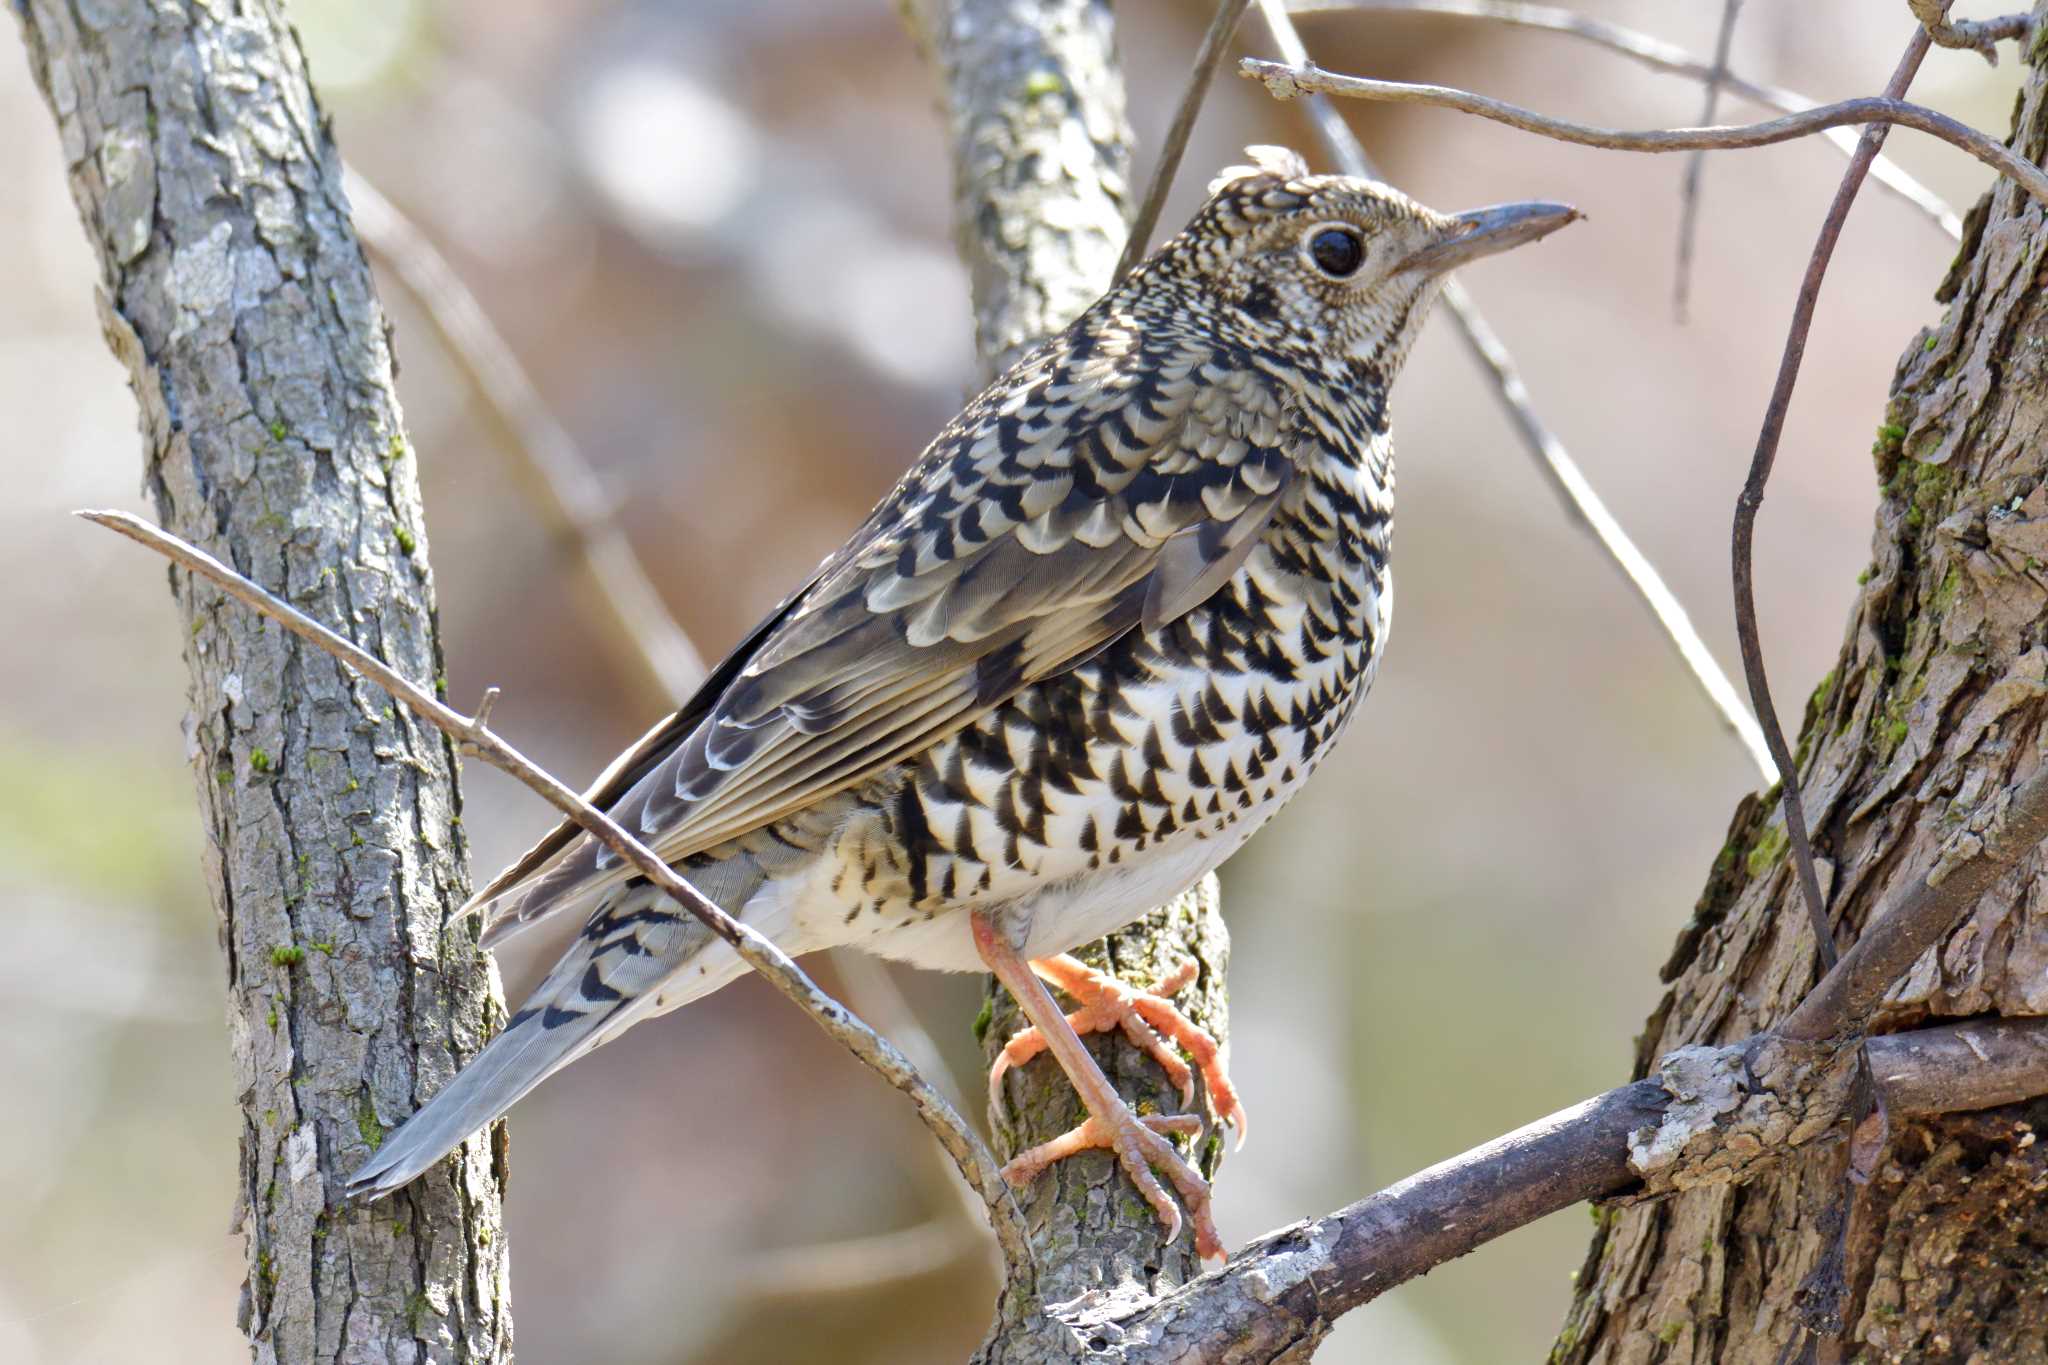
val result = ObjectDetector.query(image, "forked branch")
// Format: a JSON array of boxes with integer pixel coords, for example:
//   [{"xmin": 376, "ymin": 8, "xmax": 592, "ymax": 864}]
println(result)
[{"xmin": 1238, "ymin": 60, "xmax": 2048, "ymax": 209}]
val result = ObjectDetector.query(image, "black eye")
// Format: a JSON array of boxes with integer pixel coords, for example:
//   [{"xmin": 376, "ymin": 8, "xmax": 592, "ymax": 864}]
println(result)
[{"xmin": 1308, "ymin": 226, "xmax": 1365, "ymax": 278}]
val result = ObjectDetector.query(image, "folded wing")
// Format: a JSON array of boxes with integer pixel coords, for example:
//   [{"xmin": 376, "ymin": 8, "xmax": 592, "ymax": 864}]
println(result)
[{"xmin": 472, "ymin": 340, "xmax": 1296, "ymax": 946}]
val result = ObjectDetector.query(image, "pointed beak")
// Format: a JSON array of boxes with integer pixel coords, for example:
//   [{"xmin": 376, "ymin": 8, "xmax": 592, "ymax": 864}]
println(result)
[{"xmin": 1399, "ymin": 201, "xmax": 1580, "ymax": 275}]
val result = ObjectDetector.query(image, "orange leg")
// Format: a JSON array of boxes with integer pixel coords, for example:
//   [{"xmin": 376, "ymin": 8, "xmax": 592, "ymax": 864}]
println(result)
[
  {"xmin": 971, "ymin": 914, "xmax": 1224, "ymax": 1262},
  {"xmin": 989, "ymin": 953, "xmax": 1248, "ymax": 1147}
]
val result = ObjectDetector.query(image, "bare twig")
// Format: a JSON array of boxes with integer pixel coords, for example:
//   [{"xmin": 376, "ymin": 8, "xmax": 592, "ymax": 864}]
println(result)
[
  {"xmin": 1674, "ymin": 0, "xmax": 1743, "ymax": 320},
  {"xmin": 1445, "ymin": 293, "xmax": 1775, "ymax": 780},
  {"xmin": 1908, "ymin": 0, "xmax": 2033, "ymax": 63},
  {"xmin": 1237, "ymin": 61, "xmax": 2048, "ymax": 209},
  {"xmin": 1734, "ymin": 32, "xmax": 1932, "ymax": 974},
  {"xmin": 1115, "ymin": 0, "xmax": 1253, "ymax": 281},
  {"xmin": 1253, "ymin": 0, "xmax": 1777, "ymax": 782},
  {"xmin": 342, "ymin": 169, "xmax": 708, "ymax": 713},
  {"xmin": 1293, "ymin": 0, "xmax": 1961, "ymax": 237},
  {"xmin": 79, "ymin": 508, "xmax": 1034, "ymax": 1285}
]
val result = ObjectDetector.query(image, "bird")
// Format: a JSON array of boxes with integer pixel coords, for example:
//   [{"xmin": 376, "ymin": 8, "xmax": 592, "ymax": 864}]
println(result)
[{"xmin": 345, "ymin": 145, "xmax": 1576, "ymax": 1259}]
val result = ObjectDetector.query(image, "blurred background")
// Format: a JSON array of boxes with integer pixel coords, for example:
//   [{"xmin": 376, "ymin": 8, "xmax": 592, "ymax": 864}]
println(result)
[{"xmin": 0, "ymin": 1, "xmax": 2028, "ymax": 1359}]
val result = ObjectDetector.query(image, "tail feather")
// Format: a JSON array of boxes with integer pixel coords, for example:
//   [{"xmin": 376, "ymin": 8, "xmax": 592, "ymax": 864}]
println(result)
[{"xmin": 345, "ymin": 886, "xmax": 735, "ymax": 1202}]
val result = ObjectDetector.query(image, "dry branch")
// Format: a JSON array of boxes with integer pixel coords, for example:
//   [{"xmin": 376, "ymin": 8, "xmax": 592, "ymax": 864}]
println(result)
[
  {"xmin": 1077, "ymin": 1009, "xmax": 2048, "ymax": 1357},
  {"xmin": 1239, "ymin": 60, "xmax": 2048, "ymax": 209},
  {"xmin": 1907, "ymin": 0, "xmax": 2033, "ymax": 62},
  {"xmin": 1115, "ymin": 0, "xmax": 1252, "ymax": 281},
  {"xmin": 343, "ymin": 168, "xmax": 707, "ymax": 712},
  {"xmin": 1734, "ymin": 29, "xmax": 1934, "ymax": 984},
  {"xmin": 1673, "ymin": 0, "xmax": 1743, "ymax": 320},
  {"xmin": 1297, "ymin": 0, "xmax": 1963, "ymax": 236}
]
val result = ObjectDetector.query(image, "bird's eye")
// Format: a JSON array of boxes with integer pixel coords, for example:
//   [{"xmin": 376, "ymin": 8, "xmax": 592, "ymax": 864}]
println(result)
[{"xmin": 1307, "ymin": 226, "xmax": 1365, "ymax": 279}]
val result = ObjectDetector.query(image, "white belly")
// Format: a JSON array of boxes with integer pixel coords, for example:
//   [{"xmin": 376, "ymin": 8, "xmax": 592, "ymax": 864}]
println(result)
[{"xmin": 853, "ymin": 793, "xmax": 1276, "ymax": 972}]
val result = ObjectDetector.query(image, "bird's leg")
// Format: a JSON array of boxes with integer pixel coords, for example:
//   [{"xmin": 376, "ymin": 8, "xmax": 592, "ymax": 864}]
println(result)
[
  {"xmin": 971, "ymin": 912, "xmax": 1223, "ymax": 1261},
  {"xmin": 989, "ymin": 954, "xmax": 1248, "ymax": 1146}
]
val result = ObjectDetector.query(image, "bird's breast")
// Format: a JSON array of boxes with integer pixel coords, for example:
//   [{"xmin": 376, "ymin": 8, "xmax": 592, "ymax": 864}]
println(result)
[{"xmin": 811, "ymin": 457, "xmax": 1393, "ymax": 970}]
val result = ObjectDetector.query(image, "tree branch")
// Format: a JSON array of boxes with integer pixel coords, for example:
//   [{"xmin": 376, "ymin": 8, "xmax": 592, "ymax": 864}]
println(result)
[
  {"xmin": 899, "ymin": 0, "xmax": 1134, "ymax": 379},
  {"xmin": 1238, "ymin": 60, "xmax": 2048, "ymax": 209},
  {"xmin": 1673, "ymin": 0, "xmax": 1743, "ymax": 320},
  {"xmin": 1907, "ymin": 0, "xmax": 2034, "ymax": 63},
  {"xmin": 1295, "ymin": 0, "xmax": 1962, "ymax": 237},
  {"xmin": 1114, "ymin": 0, "xmax": 1252, "ymax": 281},
  {"xmin": 1067, "ymin": 1010, "xmax": 2048, "ymax": 1358},
  {"xmin": 342, "ymin": 167, "xmax": 708, "ymax": 713},
  {"xmin": 1734, "ymin": 28, "xmax": 1933, "ymax": 988}
]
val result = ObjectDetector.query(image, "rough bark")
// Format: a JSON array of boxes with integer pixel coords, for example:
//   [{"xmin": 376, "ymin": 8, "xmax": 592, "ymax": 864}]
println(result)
[
  {"xmin": 897, "ymin": 0, "xmax": 1237, "ymax": 1352},
  {"xmin": 17, "ymin": 3, "xmax": 510, "ymax": 1361},
  {"xmin": 1559, "ymin": 9, "xmax": 2048, "ymax": 1360},
  {"xmin": 908, "ymin": 0, "xmax": 1135, "ymax": 379}
]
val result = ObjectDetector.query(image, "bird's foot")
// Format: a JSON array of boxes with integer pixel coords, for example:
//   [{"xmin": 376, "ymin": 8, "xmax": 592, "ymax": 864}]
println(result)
[
  {"xmin": 999, "ymin": 1107, "xmax": 1222, "ymax": 1262},
  {"xmin": 989, "ymin": 955, "xmax": 1248, "ymax": 1146}
]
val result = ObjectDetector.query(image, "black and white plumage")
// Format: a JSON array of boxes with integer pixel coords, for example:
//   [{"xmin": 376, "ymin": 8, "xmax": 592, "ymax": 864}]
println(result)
[{"xmin": 346, "ymin": 147, "xmax": 1574, "ymax": 1223}]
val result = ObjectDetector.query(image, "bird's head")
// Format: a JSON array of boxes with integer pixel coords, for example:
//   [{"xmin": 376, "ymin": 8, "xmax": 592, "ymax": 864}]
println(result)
[{"xmin": 1150, "ymin": 146, "xmax": 1577, "ymax": 384}]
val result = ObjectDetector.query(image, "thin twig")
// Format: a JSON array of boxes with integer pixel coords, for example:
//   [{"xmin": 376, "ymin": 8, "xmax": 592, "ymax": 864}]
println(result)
[
  {"xmin": 1734, "ymin": 32, "xmax": 1932, "ymax": 975},
  {"xmin": 1907, "ymin": 0, "xmax": 2033, "ymax": 63},
  {"xmin": 1252, "ymin": 0, "xmax": 1777, "ymax": 782},
  {"xmin": 78, "ymin": 508, "xmax": 1035, "ymax": 1285},
  {"xmin": 1674, "ymin": 0, "xmax": 1743, "ymax": 321},
  {"xmin": 1237, "ymin": 61, "xmax": 2048, "ymax": 209},
  {"xmin": 1734, "ymin": 33, "xmax": 1932, "ymax": 1342},
  {"xmin": 343, "ymin": 168, "xmax": 708, "ymax": 712},
  {"xmin": 1292, "ymin": 0, "xmax": 1961, "ymax": 237},
  {"xmin": 1115, "ymin": 0, "xmax": 1253, "ymax": 281}
]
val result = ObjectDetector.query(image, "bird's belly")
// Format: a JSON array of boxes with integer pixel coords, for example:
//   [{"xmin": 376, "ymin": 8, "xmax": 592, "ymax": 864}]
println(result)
[
  {"xmin": 836, "ymin": 652, "xmax": 1361, "ymax": 971},
  {"xmin": 855, "ymin": 800, "xmax": 1275, "ymax": 972}
]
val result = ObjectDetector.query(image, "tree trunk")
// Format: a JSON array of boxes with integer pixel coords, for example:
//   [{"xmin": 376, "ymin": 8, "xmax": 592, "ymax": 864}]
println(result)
[
  {"xmin": 1560, "ymin": 9, "xmax": 2048, "ymax": 1360},
  {"xmin": 902, "ymin": 0, "xmax": 1237, "ymax": 1337},
  {"xmin": 18, "ymin": 3, "xmax": 510, "ymax": 1361}
]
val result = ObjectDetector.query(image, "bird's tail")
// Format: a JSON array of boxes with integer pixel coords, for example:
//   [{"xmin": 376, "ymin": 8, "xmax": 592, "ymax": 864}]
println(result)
[{"xmin": 344, "ymin": 875, "xmax": 753, "ymax": 1202}]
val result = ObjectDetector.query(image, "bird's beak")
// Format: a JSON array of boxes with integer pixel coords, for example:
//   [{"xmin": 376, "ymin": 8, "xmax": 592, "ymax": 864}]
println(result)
[{"xmin": 1399, "ymin": 201, "xmax": 1580, "ymax": 275}]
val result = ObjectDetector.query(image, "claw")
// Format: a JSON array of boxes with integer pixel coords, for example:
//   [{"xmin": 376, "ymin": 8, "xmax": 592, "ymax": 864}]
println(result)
[
  {"xmin": 1001, "ymin": 1111, "xmax": 1221, "ymax": 1262},
  {"xmin": 971, "ymin": 916, "xmax": 1235, "ymax": 1261},
  {"xmin": 990, "ymin": 955, "xmax": 1247, "ymax": 1148}
]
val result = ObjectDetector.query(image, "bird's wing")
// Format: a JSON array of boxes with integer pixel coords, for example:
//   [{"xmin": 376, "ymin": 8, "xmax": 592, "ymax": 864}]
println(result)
[
  {"xmin": 473, "ymin": 348, "xmax": 1297, "ymax": 945},
  {"xmin": 464, "ymin": 578, "xmax": 819, "ymax": 918}
]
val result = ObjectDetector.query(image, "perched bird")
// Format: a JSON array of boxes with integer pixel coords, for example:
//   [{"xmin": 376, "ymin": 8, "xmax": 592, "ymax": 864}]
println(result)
[{"xmin": 346, "ymin": 146, "xmax": 1575, "ymax": 1258}]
